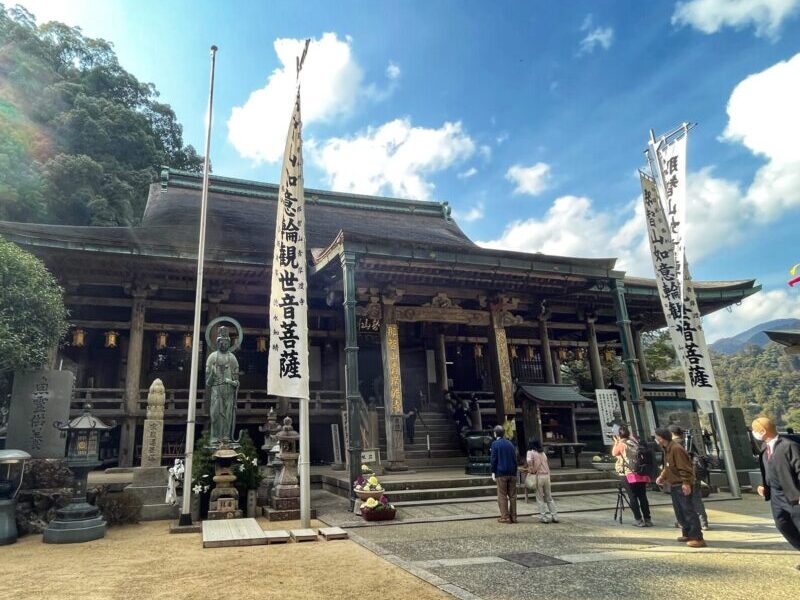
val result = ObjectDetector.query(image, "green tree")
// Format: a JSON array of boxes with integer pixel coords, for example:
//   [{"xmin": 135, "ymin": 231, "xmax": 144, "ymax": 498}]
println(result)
[
  {"xmin": 0, "ymin": 5, "xmax": 203, "ymax": 226},
  {"xmin": 0, "ymin": 236, "xmax": 67, "ymax": 372},
  {"xmin": 642, "ymin": 329, "xmax": 679, "ymax": 381}
]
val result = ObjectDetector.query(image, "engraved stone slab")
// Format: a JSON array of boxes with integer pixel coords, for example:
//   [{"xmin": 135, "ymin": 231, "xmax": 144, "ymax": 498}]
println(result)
[
  {"xmin": 289, "ymin": 528, "xmax": 318, "ymax": 542},
  {"xmin": 140, "ymin": 418, "xmax": 164, "ymax": 467},
  {"xmin": 264, "ymin": 530, "xmax": 291, "ymax": 544},
  {"xmin": 202, "ymin": 518, "xmax": 266, "ymax": 548},
  {"xmin": 319, "ymin": 527, "xmax": 348, "ymax": 540}
]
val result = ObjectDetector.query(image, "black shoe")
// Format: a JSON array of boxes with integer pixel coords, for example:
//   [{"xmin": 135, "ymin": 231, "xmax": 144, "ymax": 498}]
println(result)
[{"xmin": 644, "ymin": 519, "xmax": 654, "ymax": 527}]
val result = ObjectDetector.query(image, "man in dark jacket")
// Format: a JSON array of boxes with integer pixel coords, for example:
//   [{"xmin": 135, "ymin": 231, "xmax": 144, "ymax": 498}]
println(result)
[
  {"xmin": 490, "ymin": 424, "xmax": 518, "ymax": 524},
  {"xmin": 753, "ymin": 417, "xmax": 800, "ymax": 561},
  {"xmin": 655, "ymin": 428, "xmax": 706, "ymax": 548}
]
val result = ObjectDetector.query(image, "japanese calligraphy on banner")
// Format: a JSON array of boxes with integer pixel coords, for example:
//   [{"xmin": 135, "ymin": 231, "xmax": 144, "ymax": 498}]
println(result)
[
  {"xmin": 596, "ymin": 388, "xmax": 623, "ymax": 446},
  {"xmin": 640, "ymin": 171, "xmax": 718, "ymax": 412},
  {"xmin": 267, "ymin": 92, "xmax": 309, "ymax": 399},
  {"xmin": 654, "ymin": 133, "xmax": 687, "ymax": 313}
]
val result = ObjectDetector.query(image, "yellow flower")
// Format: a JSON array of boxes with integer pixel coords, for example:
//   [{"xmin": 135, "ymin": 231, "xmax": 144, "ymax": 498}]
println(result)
[
  {"xmin": 368, "ymin": 476, "xmax": 379, "ymax": 486},
  {"xmin": 375, "ymin": 485, "xmax": 383, "ymax": 491},
  {"xmin": 365, "ymin": 497, "xmax": 379, "ymax": 508}
]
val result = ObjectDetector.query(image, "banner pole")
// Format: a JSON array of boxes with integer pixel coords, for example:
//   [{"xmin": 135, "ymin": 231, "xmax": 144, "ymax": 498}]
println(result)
[{"xmin": 178, "ymin": 44, "xmax": 217, "ymax": 527}]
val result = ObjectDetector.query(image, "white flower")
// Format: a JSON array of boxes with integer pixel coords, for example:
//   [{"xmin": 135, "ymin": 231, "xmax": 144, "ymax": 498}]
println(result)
[
  {"xmin": 251, "ymin": 457, "xmax": 258, "ymax": 466},
  {"xmin": 192, "ymin": 484, "xmax": 203, "ymax": 494},
  {"xmin": 238, "ymin": 464, "xmax": 245, "ymax": 472}
]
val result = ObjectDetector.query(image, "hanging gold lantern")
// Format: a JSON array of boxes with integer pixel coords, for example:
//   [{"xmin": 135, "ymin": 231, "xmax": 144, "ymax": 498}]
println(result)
[
  {"xmin": 557, "ymin": 347, "xmax": 568, "ymax": 361},
  {"xmin": 509, "ymin": 345, "xmax": 518, "ymax": 359},
  {"xmin": 604, "ymin": 346, "xmax": 616, "ymax": 362},
  {"xmin": 474, "ymin": 344, "xmax": 483, "ymax": 358},
  {"xmin": 577, "ymin": 347, "xmax": 587, "ymax": 360},
  {"xmin": 256, "ymin": 336, "xmax": 268, "ymax": 353},
  {"xmin": 156, "ymin": 331, "xmax": 169, "ymax": 350},
  {"xmin": 72, "ymin": 328, "xmax": 86, "ymax": 348},
  {"xmin": 104, "ymin": 330, "xmax": 119, "ymax": 349},
  {"xmin": 526, "ymin": 345, "xmax": 536, "ymax": 360},
  {"xmin": 183, "ymin": 332, "xmax": 193, "ymax": 349}
]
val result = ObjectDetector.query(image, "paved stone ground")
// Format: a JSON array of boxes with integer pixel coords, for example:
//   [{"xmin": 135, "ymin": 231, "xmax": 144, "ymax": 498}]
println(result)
[{"xmin": 343, "ymin": 495, "xmax": 799, "ymax": 600}]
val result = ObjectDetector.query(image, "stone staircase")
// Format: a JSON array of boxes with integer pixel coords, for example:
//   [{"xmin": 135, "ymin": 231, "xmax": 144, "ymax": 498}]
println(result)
[{"xmin": 376, "ymin": 408, "xmax": 467, "ymax": 469}]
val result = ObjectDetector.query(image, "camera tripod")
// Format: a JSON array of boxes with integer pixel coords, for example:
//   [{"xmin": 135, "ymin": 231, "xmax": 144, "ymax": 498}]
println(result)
[{"xmin": 613, "ymin": 481, "xmax": 632, "ymax": 524}]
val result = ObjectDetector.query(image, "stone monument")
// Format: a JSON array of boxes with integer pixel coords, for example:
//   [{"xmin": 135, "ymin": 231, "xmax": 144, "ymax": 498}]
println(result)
[
  {"xmin": 264, "ymin": 416, "xmax": 316, "ymax": 521},
  {"xmin": 125, "ymin": 379, "xmax": 178, "ymax": 520}
]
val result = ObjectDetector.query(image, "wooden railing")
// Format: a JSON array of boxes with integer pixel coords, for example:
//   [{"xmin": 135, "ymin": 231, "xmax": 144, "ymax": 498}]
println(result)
[{"xmin": 71, "ymin": 388, "xmax": 346, "ymax": 419}]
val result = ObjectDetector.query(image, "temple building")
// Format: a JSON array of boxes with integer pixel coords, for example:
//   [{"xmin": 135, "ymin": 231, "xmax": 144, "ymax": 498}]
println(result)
[{"xmin": 0, "ymin": 168, "xmax": 759, "ymax": 468}]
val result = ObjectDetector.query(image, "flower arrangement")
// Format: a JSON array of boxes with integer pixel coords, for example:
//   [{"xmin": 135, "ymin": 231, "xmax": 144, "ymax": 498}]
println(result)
[
  {"xmin": 360, "ymin": 494, "xmax": 396, "ymax": 521},
  {"xmin": 353, "ymin": 475, "xmax": 384, "ymax": 493},
  {"xmin": 191, "ymin": 432, "xmax": 215, "ymax": 495},
  {"xmin": 592, "ymin": 454, "xmax": 616, "ymax": 464},
  {"xmin": 234, "ymin": 431, "xmax": 263, "ymax": 492}
]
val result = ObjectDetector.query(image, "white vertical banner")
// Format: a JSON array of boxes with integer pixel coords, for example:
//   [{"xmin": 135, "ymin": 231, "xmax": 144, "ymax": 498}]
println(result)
[
  {"xmin": 267, "ymin": 92, "xmax": 310, "ymax": 400},
  {"xmin": 650, "ymin": 130, "xmax": 687, "ymax": 318},
  {"xmin": 640, "ymin": 170, "xmax": 718, "ymax": 413}
]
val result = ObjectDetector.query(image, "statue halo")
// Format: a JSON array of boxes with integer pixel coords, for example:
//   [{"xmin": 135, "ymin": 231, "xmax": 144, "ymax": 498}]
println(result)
[{"xmin": 205, "ymin": 316, "xmax": 244, "ymax": 352}]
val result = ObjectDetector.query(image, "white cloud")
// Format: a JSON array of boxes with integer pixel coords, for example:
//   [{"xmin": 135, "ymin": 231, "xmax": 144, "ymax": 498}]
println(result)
[
  {"xmin": 479, "ymin": 144, "xmax": 492, "ymax": 161},
  {"xmin": 506, "ymin": 162, "xmax": 552, "ymax": 196},
  {"xmin": 227, "ymin": 33, "xmax": 363, "ymax": 163},
  {"xmin": 496, "ymin": 132, "xmax": 509, "ymax": 145},
  {"xmin": 579, "ymin": 14, "xmax": 614, "ymax": 53},
  {"xmin": 478, "ymin": 195, "xmax": 651, "ymax": 274},
  {"xmin": 310, "ymin": 119, "xmax": 475, "ymax": 200},
  {"xmin": 458, "ymin": 167, "xmax": 478, "ymax": 179},
  {"xmin": 453, "ymin": 203, "xmax": 484, "ymax": 223},
  {"xmin": 672, "ymin": 0, "xmax": 800, "ymax": 38},
  {"xmin": 386, "ymin": 62, "xmax": 401, "ymax": 80},
  {"xmin": 704, "ymin": 289, "xmax": 800, "ymax": 342}
]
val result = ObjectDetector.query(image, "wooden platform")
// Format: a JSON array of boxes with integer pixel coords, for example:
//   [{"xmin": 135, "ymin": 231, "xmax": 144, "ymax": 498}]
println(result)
[
  {"xmin": 319, "ymin": 527, "xmax": 348, "ymax": 540},
  {"xmin": 264, "ymin": 530, "xmax": 291, "ymax": 544},
  {"xmin": 202, "ymin": 518, "xmax": 267, "ymax": 548},
  {"xmin": 290, "ymin": 528, "xmax": 318, "ymax": 542}
]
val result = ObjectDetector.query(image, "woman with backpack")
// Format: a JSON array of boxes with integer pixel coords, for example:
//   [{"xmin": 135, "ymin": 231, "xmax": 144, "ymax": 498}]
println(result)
[{"xmin": 612, "ymin": 426, "xmax": 653, "ymax": 527}]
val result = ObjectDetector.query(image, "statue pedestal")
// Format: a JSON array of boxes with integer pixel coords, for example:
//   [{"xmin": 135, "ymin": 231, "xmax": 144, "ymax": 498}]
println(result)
[
  {"xmin": 207, "ymin": 446, "xmax": 242, "ymax": 520},
  {"xmin": 125, "ymin": 466, "xmax": 178, "ymax": 521}
]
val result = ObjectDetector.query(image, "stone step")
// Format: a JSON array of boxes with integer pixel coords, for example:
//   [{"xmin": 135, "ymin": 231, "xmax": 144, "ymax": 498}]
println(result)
[
  {"xmin": 404, "ymin": 449, "xmax": 465, "ymax": 460},
  {"xmin": 374, "ymin": 470, "xmax": 613, "ymax": 492},
  {"xmin": 402, "ymin": 457, "xmax": 467, "ymax": 469},
  {"xmin": 393, "ymin": 486, "xmax": 622, "ymax": 507},
  {"xmin": 389, "ymin": 479, "xmax": 619, "ymax": 504}
]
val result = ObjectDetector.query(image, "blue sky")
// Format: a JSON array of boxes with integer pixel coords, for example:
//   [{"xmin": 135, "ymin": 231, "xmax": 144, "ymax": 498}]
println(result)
[{"xmin": 16, "ymin": 0, "xmax": 800, "ymax": 340}]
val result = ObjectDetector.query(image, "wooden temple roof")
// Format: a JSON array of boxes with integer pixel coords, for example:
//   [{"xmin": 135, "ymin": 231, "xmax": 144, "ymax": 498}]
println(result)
[{"xmin": 0, "ymin": 167, "xmax": 759, "ymax": 317}]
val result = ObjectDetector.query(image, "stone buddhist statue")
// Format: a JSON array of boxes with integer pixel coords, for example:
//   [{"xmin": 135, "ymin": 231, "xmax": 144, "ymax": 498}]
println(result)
[{"xmin": 206, "ymin": 326, "xmax": 239, "ymax": 445}]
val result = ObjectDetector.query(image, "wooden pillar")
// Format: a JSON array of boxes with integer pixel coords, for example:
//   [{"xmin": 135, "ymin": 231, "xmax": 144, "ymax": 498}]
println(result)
[
  {"xmin": 552, "ymin": 350, "xmax": 562, "ymax": 384},
  {"xmin": 586, "ymin": 315, "xmax": 605, "ymax": 391},
  {"xmin": 436, "ymin": 331, "xmax": 449, "ymax": 395},
  {"xmin": 381, "ymin": 304, "xmax": 407, "ymax": 471},
  {"xmin": 340, "ymin": 252, "xmax": 362, "ymax": 508},
  {"xmin": 632, "ymin": 324, "xmax": 649, "ymax": 383},
  {"xmin": 487, "ymin": 307, "xmax": 515, "ymax": 424},
  {"xmin": 119, "ymin": 289, "xmax": 147, "ymax": 468},
  {"xmin": 539, "ymin": 318, "xmax": 555, "ymax": 384},
  {"xmin": 610, "ymin": 279, "xmax": 646, "ymax": 437}
]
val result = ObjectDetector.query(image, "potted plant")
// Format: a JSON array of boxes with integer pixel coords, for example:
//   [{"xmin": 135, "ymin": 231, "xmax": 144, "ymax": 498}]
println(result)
[
  {"xmin": 353, "ymin": 473, "xmax": 384, "ymax": 501},
  {"xmin": 360, "ymin": 495, "xmax": 396, "ymax": 521},
  {"xmin": 235, "ymin": 431, "xmax": 263, "ymax": 517},
  {"xmin": 191, "ymin": 432, "xmax": 215, "ymax": 519}
]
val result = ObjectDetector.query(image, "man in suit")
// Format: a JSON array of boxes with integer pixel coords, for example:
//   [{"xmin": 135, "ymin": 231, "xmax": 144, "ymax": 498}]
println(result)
[{"xmin": 753, "ymin": 417, "xmax": 800, "ymax": 563}]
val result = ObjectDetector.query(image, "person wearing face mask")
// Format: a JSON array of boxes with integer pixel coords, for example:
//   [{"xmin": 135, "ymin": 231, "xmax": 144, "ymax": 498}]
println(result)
[
  {"xmin": 753, "ymin": 417, "xmax": 800, "ymax": 564},
  {"xmin": 654, "ymin": 428, "xmax": 706, "ymax": 548}
]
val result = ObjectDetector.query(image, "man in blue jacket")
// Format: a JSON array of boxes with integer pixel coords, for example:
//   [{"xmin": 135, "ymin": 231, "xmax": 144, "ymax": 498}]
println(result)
[{"xmin": 490, "ymin": 424, "xmax": 518, "ymax": 523}]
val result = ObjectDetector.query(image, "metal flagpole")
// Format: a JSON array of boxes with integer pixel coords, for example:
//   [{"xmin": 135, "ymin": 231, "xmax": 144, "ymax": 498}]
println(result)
[
  {"xmin": 297, "ymin": 39, "xmax": 311, "ymax": 531},
  {"xmin": 178, "ymin": 45, "xmax": 218, "ymax": 527}
]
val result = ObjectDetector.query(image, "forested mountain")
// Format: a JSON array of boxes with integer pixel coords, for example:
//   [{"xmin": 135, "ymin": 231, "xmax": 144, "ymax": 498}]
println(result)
[
  {"xmin": 710, "ymin": 318, "xmax": 800, "ymax": 354},
  {"xmin": 0, "ymin": 5, "xmax": 202, "ymax": 227}
]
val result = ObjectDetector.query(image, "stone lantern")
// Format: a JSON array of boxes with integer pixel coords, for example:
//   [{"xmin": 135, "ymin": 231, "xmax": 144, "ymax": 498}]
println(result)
[
  {"xmin": 0, "ymin": 449, "xmax": 31, "ymax": 545},
  {"xmin": 44, "ymin": 405, "xmax": 113, "ymax": 544},
  {"xmin": 256, "ymin": 408, "xmax": 282, "ymax": 508},
  {"xmin": 265, "ymin": 416, "xmax": 315, "ymax": 520}
]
